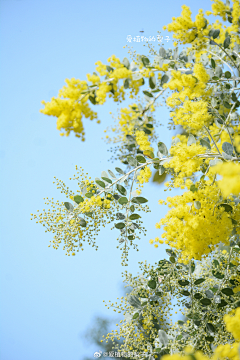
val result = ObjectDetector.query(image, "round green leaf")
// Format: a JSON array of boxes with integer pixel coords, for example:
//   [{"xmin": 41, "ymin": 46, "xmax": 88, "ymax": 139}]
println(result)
[
  {"xmin": 118, "ymin": 197, "xmax": 128, "ymax": 205},
  {"xmin": 136, "ymin": 155, "xmax": 146, "ymax": 163},
  {"xmin": 73, "ymin": 195, "xmax": 84, "ymax": 204},
  {"xmin": 116, "ymin": 184, "xmax": 127, "ymax": 196},
  {"xmin": 200, "ymin": 298, "xmax": 211, "ymax": 305},
  {"xmin": 158, "ymin": 142, "xmax": 168, "ymax": 156},
  {"xmin": 64, "ymin": 202, "xmax": 74, "ymax": 211},
  {"xmin": 127, "ymin": 156, "xmax": 138, "ymax": 167},
  {"xmin": 148, "ymin": 279, "xmax": 156, "ymax": 289},
  {"xmin": 221, "ymin": 287, "xmax": 234, "ymax": 296},
  {"xmin": 79, "ymin": 218, "xmax": 87, "ymax": 227},
  {"xmin": 222, "ymin": 142, "xmax": 234, "ymax": 155},
  {"xmin": 178, "ymin": 280, "xmax": 190, "ymax": 286},
  {"xmin": 129, "ymin": 214, "xmax": 141, "ymax": 220},
  {"xmin": 95, "ymin": 179, "xmax": 105, "ymax": 188},
  {"xmin": 131, "ymin": 196, "xmax": 148, "ymax": 204},
  {"xmin": 115, "ymin": 222, "xmax": 125, "ymax": 229},
  {"xmin": 194, "ymin": 278, "xmax": 206, "ymax": 285}
]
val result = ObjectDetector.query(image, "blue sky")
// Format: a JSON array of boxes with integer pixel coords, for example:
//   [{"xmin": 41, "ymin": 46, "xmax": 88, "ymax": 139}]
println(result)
[{"xmin": 0, "ymin": 0, "xmax": 214, "ymax": 359}]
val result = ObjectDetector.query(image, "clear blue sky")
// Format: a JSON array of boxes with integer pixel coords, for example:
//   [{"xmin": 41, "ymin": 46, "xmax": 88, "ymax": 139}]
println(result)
[{"xmin": 0, "ymin": 0, "xmax": 214, "ymax": 359}]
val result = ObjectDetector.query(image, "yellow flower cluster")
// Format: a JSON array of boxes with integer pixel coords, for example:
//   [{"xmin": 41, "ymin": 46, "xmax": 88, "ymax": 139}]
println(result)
[
  {"xmin": 155, "ymin": 184, "xmax": 233, "ymax": 262},
  {"xmin": 164, "ymin": 140, "xmax": 205, "ymax": 180},
  {"xmin": 40, "ymin": 78, "xmax": 97, "ymax": 139},
  {"xmin": 118, "ymin": 105, "xmax": 138, "ymax": 139},
  {"xmin": 169, "ymin": 100, "xmax": 212, "ymax": 131},
  {"xmin": 210, "ymin": 0, "xmax": 230, "ymax": 21},
  {"xmin": 135, "ymin": 130, "xmax": 153, "ymax": 152},
  {"xmin": 212, "ymin": 162, "xmax": 240, "ymax": 197},
  {"xmin": 96, "ymin": 83, "xmax": 112, "ymax": 105},
  {"xmin": 137, "ymin": 166, "xmax": 152, "ymax": 185},
  {"xmin": 224, "ymin": 307, "xmax": 240, "ymax": 341},
  {"xmin": 164, "ymin": 5, "xmax": 209, "ymax": 45},
  {"xmin": 165, "ymin": 64, "xmax": 212, "ymax": 132}
]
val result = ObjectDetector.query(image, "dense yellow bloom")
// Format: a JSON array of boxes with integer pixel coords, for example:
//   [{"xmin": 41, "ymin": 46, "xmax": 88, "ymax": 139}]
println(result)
[
  {"xmin": 135, "ymin": 130, "xmax": 153, "ymax": 152},
  {"xmin": 156, "ymin": 184, "xmax": 233, "ymax": 262},
  {"xmin": 40, "ymin": 78, "xmax": 97, "ymax": 139},
  {"xmin": 224, "ymin": 307, "xmax": 240, "ymax": 341},
  {"xmin": 212, "ymin": 162, "xmax": 240, "ymax": 197},
  {"xmin": 137, "ymin": 167, "xmax": 152, "ymax": 184},
  {"xmin": 164, "ymin": 140, "xmax": 205, "ymax": 179}
]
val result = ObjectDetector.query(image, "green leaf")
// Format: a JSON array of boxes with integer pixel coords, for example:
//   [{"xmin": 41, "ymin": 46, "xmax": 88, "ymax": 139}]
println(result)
[
  {"xmin": 128, "ymin": 295, "xmax": 142, "ymax": 308},
  {"xmin": 166, "ymin": 249, "xmax": 176, "ymax": 257},
  {"xmin": 127, "ymin": 156, "xmax": 138, "ymax": 167},
  {"xmin": 124, "ymin": 79, "xmax": 130, "ymax": 89},
  {"xmin": 129, "ymin": 214, "xmax": 141, "ymax": 220},
  {"xmin": 223, "ymin": 37, "xmax": 230, "ymax": 49},
  {"xmin": 158, "ymin": 142, "xmax": 168, "ymax": 156},
  {"xmin": 161, "ymin": 74, "xmax": 169, "ymax": 86},
  {"xmin": 64, "ymin": 202, "xmax": 74, "ymax": 211},
  {"xmin": 218, "ymin": 203, "xmax": 233, "ymax": 212},
  {"xmin": 95, "ymin": 179, "xmax": 105, "ymax": 188},
  {"xmin": 225, "ymin": 71, "xmax": 231, "ymax": 79},
  {"xmin": 187, "ymin": 134, "xmax": 196, "ymax": 146},
  {"xmin": 200, "ymin": 139, "xmax": 211, "ymax": 150},
  {"xmin": 149, "ymin": 74, "xmax": 156, "ymax": 89},
  {"xmin": 118, "ymin": 197, "xmax": 128, "ymax": 205},
  {"xmin": 89, "ymin": 95, "xmax": 97, "ymax": 105},
  {"xmin": 116, "ymin": 212, "xmax": 125, "ymax": 220},
  {"xmin": 194, "ymin": 201, "xmax": 201, "ymax": 210},
  {"xmin": 115, "ymin": 222, "xmax": 125, "ymax": 229},
  {"xmin": 102, "ymin": 177, "xmax": 112, "ymax": 184},
  {"xmin": 190, "ymin": 185, "xmax": 198, "ymax": 193},
  {"xmin": 221, "ymin": 287, "xmax": 234, "ymax": 296},
  {"xmin": 222, "ymin": 142, "xmax": 234, "ymax": 155},
  {"xmin": 132, "ymin": 312, "xmax": 139, "ymax": 319},
  {"xmin": 115, "ymin": 167, "xmax": 125, "ymax": 174},
  {"xmin": 148, "ymin": 279, "xmax": 156, "ymax": 289},
  {"xmin": 122, "ymin": 57, "xmax": 130, "ymax": 69},
  {"xmin": 159, "ymin": 47, "xmax": 166, "ymax": 58},
  {"xmin": 131, "ymin": 197, "xmax": 148, "ymax": 204},
  {"xmin": 194, "ymin": 278, "xmax": 206, "ymax": 285},
  {"xmin": 136, "ymin": 155, "xmax": 146, "ymax": 163},
  {"xmin": 217, "ymin": 299, "xmax": 228, "ymax": 308},
  {"xmin": 116, "ymin": 184, "xmax": 127, "ymax": 196},
  {"xmin": 143, "ymin": 150, "xmax": 154, "ymax": 159},
  {"xmin": 200, "ymin": 298, "xmax": 211, "ymax": 305},
  {"xmin": 130, "ymin": 205, "xmax": 135, "ymax": 212},
  {"xmin": 212, "ymin": 270, "xmax": 224, "ymax": 279},
  {"xmin": 223, "ymin": 101, "xmax": 231, "ymax": 109},
  {"xmin": 108, "ymin": 169, "xmax": 116, "ymax": 178},
  {"xmin": 79, "ymin": 218, "xmax": 87, "ymax": 227},
  {"xmin": 181, "ymin": 290, "xmax": 190, "ymax": 296},
  {"xmin": 128, "ymin": 235, "xmax": 135, "ymax": 240},
  {"xmin": 74, "ymin": 195, "xmax": 84, "ymax": 204},
  {"xmin": 213, "ymin": 29, "xmax": 220, "ymax": 39},
  {"xmin": 159, "ymin": 165, "xmax": 165, "ymax": 175},
  {"xmin": 142, "ymin": 56, "xmax": 150, "ymax": 67},
  {"xmin": 211, "ymin": 58, "xmax": 216, "ymax": 69},
  {"xmin": 146, "ymin": 123, "xmax": 153, "ymax": 128},
  {"xmin": 178, "ymin": 280, "xmax": 190, "ymax": 286},
  {"xmin": 143, "ymin": 90, "xmax": 153, "ymax": 98},
  {"xmin": 169, "ymin": 256, "xmax": 175, "ymax": 263},
  {"xmin": 194, "ymin": 293, "xmax": 203, "ymax": 299},
  {"xmin": 205, "ymin": 336, "xmax": 214, "ymax": 343}
]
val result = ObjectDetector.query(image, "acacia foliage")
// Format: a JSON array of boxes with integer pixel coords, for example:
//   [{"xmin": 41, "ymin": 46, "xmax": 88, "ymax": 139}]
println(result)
[{"xmin": 33, "ymin": 0, "xmax": 240, "ymax": 358}]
